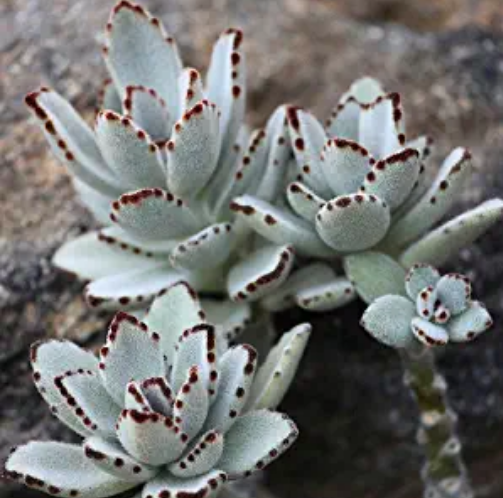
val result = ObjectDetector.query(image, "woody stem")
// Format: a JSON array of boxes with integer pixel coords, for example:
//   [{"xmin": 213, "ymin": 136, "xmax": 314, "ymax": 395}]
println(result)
[{"xmin": 400, "ymin": 346, "xmax": 474, "ymax": 498}]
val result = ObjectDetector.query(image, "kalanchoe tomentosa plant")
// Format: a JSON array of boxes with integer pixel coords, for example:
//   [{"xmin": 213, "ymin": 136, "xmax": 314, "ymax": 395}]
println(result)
[
  {"xmin": 231, "ymin": 77, "xmax": 503, "ymax": 310},
  {"xmin": 25, "ymin": 0, "xmax": 293, "ymax": 312},
  {"xmin": 360, "ymin": 265, "xmax": 493, "ymax": 498},
  {"xmin": 5, "ymin": 282, "xmax": 310, "ymax": 498},
  {"xmin": 361, "ymin": 263, "xmax": 493, "ymax": 349}
]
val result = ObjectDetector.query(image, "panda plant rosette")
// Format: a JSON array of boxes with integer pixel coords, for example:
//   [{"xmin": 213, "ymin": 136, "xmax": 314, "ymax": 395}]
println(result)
[
  {"xmin": 229, "ymin": 74, "xmax": 502, "ymax": 497},
  {"xmin": 25, "ymin": 0, "xmax": 294, "ymax": 313},
  {"xmin": 5, "ymin": 282, "xmax": 311, "ymax": 498},
  {"xmin": 232, "ymin": 77, "xmax": 503, "ymax": 312}
]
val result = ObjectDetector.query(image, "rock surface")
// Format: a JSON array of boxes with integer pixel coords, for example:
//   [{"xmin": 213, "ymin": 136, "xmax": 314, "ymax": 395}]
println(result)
[{"xmin": 2, "ymin": 0, "xmax": 503, "ymax": 497}]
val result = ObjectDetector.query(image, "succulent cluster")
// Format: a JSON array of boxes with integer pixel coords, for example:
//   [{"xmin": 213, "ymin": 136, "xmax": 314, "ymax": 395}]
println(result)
[
  {"xmin": 25, "ymin": 0, "xmax": 293, "ymax": 312},
  {"xmin": 361, "ymin": 264, "xmax": 493, "ymax": 349},
  {"xmin": 15, "ymin": 2, "xmax": 503, "ymax": 497},
  {"xmin": 5, "ymin": 282, "xmax": 310, "ymax": 498},
  {"xmin": 232, "ymin": 77, "xmax": 503, "ymax": 309}
]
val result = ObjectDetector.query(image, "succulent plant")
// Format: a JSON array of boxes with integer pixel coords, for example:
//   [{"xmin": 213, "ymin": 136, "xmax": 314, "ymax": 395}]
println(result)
[
  {"xmin": 25, "ymin": 0, "xmax": 293, "ymax": 312},
  {"xmin": 5, "ymin": 281, "xmax": 310, "ymax": 498},
  {"xmin": 361, "ymin": 264, "xmax": 493, "ymax": 349},
  {"xmin": 359, "ymin": 264, "xmax": 492, "ymax": 498},
  {"xmin": 231, "ymin": 77, "xmax": 503, "ymax": 309}
]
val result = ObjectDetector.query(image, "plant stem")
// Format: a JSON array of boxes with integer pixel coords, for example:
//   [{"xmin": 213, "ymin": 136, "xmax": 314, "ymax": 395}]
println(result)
[{"xmin": 400, "ymin": 346, "xmax": 474, "ymax": 498}]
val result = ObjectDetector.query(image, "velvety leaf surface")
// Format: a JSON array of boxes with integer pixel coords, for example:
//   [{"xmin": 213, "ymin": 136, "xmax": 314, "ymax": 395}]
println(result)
[
  {"xmin": 231, "ymin": 195, "xmax": 333, "ymax": 258},
  {"xmin": 227, "ymin": 245, "xmax": 295, "ymax": 302},
  {"xmin": 218, "ymin": 410, "xmax": 298, "ymax": 479},
  {"xmin": 316, "ymin": 193, "xmax": 390, "ymax": 252},
  {"xmin": 6, "ymin": 442, "xmax": 135, "ymax": 498},
  {"xmin": 247, "ymin": 324, "xmax": 311, "ymax": 410},
  {"xmin": 104, "ymin": 1, "xmax": 183, "ymax": 118},
  {"xmin": 400, "ymin": 199, "xmax": 503, "ymax": 267},
  {"xmin": 344, "ymin": 251, "xmax": 407, "ymax": 304},
  {"xmin": 360, "ymin": 295, "xmax": 417, "ymax": 349}
]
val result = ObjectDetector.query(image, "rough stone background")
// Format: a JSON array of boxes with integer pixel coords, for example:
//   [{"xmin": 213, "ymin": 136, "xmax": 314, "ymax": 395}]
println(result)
[{"xmin": 1, "ymin": 0, "xmax": 503, "ymax": 497}]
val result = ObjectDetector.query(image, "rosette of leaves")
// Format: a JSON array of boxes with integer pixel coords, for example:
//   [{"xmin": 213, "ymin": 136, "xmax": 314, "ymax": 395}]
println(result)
[
  {"xmin": 359, "ymin": 264, "xmax": 492, "ymax": 498},
  {"xmin": 231, "ymin": 77, "xmax": 503, "ymax": 310},
  {"xmin": 25, "ymin": 0, "xmax": 293, "ymax": 312},
  {"xmin": 361, "ymin": 264, "xmax": 493, "ymax": 349},
  {"xmin": 5, "ymin": 282, "xmax": 311, "ymax": 498}
]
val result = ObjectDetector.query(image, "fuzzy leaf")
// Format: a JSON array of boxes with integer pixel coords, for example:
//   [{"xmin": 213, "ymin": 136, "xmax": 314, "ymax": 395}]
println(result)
[
  {"xmin": 178, "ymin": 68, "xmax": 205, "ymax": 112},
  {"xmin": 295, "ymin": 278, "xmax": 356, "ymax": 312},
  {"xmin": 359, "ymin": 93, "xmax": 405, "ymax": 159},
  {"xmin": 346, "ymin": 77, "xmax": 385, "ymax": 103},
  {"xmin": 99, "ymin": 312, "xmax": 164, "ymax": 404},
  {"xmin": 361, "ymin": 148, "xmax": 420, "ymax": 210},
  {"xmin": 201, "ymin": 299, "xmax": 251, "ymax": 343},
  {"xmin": 142, "ymin": 469, "xmax": 226, "ymax": 498},
  {"xmin": 400, "ymin": 199, "xmax": 503, "ymax": 267},
  {"xmin": 447, "ymin": 301, "xmax": 493, "ymax": 342},
  {"xmin": 98, "ymin": 78, "xmax": 122, "ymax": 113},
  {"xmin": 141, "ymin": 377, "xmax": 174, "ymax": 416},
  {"xmin": 169, "ymin": 430, "xmax": 225, "ymax": 478},
  {"xmin": 173, "ymin": 366, "xmax": 209, "ymax": 439},
  {"xmin": 53, "ymin": 232, "xmax": 160, "ymax": 282},
  {"xmin": 261, "ymin": 262, "xmax": 337, "ymax": 312},
  {"xmin": 218, "ymin": 410, "xmax": 298, "ymax": 479},
  {"xmin": 325, "ymin": 98, "xmax": 361, "ymax": 141},
  {"xmin": 25, "ymin": 89, "xmax": 121, "ymax": 197},
  {"xmin": 99, "ymin": 226, "xmax": 179, "ymax": 256},
  {"xmin": 286, "ymin": 181, "xmax": 326, "ymax": 222},
  {"xmin": 287, "ymin": 107, "xmax": 332, "ymax": 197},
  {"xmin": 56, "ymin": 370, "xmax": 121, "ymax": 437},
  {"xmin": 214, "ymin": 128, "xmax": 268, "ymax": 218},
  {"xmin": 360, "ymin": 295, "xmax": 416, "ymax": 349},
  {"xmin": 344, "ymin": 251, "xmax": 407, "ymax": 304},
  {"xmin": 75, "ymin": 190, "xmax": 116, "ymax": 231},
  {"xmin": 405, "ymin": 263, "xmax": 441, "ymax": 301},
  {"xmin": 247, "ymin": 324, "xmax": 311, "ymax": 410},
  {"xmin": 320, "ymin": 138, "xmax": 371, "ymax": 196},
  {"xmin": 124, "ymin": 380, "xmax": 152, "ymax": 412},
  {"xmin": 325, "ymin": 78, "xmax": 385, "ymax": 138},
  {"xmin": 110, "ymin": 188, "xmax": 201, "ymax": 240},
  {"xmin": 255, "ymin": 105, "xmax": 291, "ymax": 202},
  {"xmin": 316, "ymin": 193, "xmax": 391, "ymax": 252},
  {"xmin": 30, "ymin": 340, "xmax": 99, "ymax": 438},
  {"xmin": 83, "ymin": 436, "xmax": 157, "ymax": 483},
  {"xmin": 84, "ymin": 263, "xmax": 183, "ymax": 311},
  {"xmin": 433, "ymin": 304, "xmax": 452, "ymax": 325},
  {"xmin": 436, "ymin": 273, "xmax": 471, "ymax": 315},
  {"xmin": 5, "ymin": 442, "xmax": 134, "ymax": 498},
  {"xmin": 206, "ymin": 28, "xmax": 246, "ymax": 156},
  {"xmin": 407, "ymin": 135, "xmax": 434, "ymax": 162},
  {"xmin": 171, "ymin": 324, "xmax": 217, "ymax": 395},
  {"xmin": 415, "ymin": 285, "xmax": 438, "ymax": 321},
  {"xmin": 145, "ymin": 281, "xmax": 205, "ymax": 367},
  {"xmin": 227, "ymin": 245, "xmax": 295, "ymax": 302},
  {"xmin": 73, "ymin": 179, "xmax": 116, "ymax": 226},
  {"xmin": 231, "ymin": 195, "xmax": 333, "ymax": 258},
  {"xmin": 95, "ymin": 110, "xmax": 169, "ymax": 188},
  {"xmin": 104, "ymin": 1, "xmax": 183, "ymax": 118},
  {"xmin": 205, "ymin": 345, "xmax": 257, "ymax": 432},
  {"xmin": 166, "ymin": 100, "xmax": 220, "ymax": 198},
  {"xmin": 410, "ymin": 317, "xmax": 448, "ymax": 346},
  {"xmin": 117, "ymin": 409, "xmax": 187, "ymax": 465},
  {"xmin": 386, "ymin": 148, "xmax": 472, "ymax": 247},
  {"xmin": 171, "ymin": 223, "xmax": 234, "ymax": 271},
  {"xmin": 123, "ymin": 85, "xmax": 171, "ymax": 141}
]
